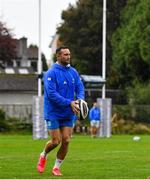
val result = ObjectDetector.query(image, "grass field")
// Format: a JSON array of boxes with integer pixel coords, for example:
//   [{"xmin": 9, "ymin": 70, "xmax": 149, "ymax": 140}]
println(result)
[{"xmin": 0, "ymin": 134, "xmax": 150, "ymax": 179}]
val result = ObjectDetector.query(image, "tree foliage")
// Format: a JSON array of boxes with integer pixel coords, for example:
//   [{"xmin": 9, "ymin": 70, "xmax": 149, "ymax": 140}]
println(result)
[
  {"xmin": 57, "ymin": 0, "xmax": 102, "ymax": 75},
  {"xmin": 127, "ymin": 82, "xmax": 150, "ymax": 105},
  {"xmin": 0, "ymin": 21, "xmax": 17, "ymax": 67},
  {"xmin": 111, "ymin": 0, "xmax": 150, "ymax": 88},
  {"xmin": 42, "ymin": 53, "xmax": 48, "ymax": 71},
  {"xmin": 57, "ymin": 0, "xmax": 127, "ymax": 77}
]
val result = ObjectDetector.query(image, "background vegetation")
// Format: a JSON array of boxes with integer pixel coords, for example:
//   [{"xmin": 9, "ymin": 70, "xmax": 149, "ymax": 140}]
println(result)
[
  {"xmin": 57, "ymin": 0, "xmax": 127, "ymax": 78},
  {"xmin": 56, "ymin": 0, "xmax": 150, "ymax": 126},
  {"xmin": 57, "ymin": 0, "xmax": 150, "ymax": 88}
]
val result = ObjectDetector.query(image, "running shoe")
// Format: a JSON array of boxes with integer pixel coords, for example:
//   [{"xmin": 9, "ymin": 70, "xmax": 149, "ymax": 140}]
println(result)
[
  {"xmin": 52, "ymin": 167, "xmax": 62, "ymax": 176},
  {"xmin": 37, "ymin": 155, "xmax": 46, "ymax": 173}
]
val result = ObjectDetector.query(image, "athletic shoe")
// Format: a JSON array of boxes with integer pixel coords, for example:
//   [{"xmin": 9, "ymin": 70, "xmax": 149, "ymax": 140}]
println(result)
[
  {"xmin": 37, "ymin": 155, "xmax": 46, "ymax": 173},
  {"xmin": 52, "ymin": 167, "xmax": 62, "ymax": 176}
]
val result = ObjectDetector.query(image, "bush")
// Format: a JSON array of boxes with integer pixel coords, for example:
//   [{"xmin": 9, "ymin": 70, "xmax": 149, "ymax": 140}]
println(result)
[
  {"xmin": 112, "ymin": 113, "xmax": 150, "ymax": 134},
  {"xmin": 113, "ymin": 104, "xmax": 150, "ymax": 123},
  {"xmin": 127, "ymin": 82, "xmax": 150, "ymax": 105},
  {"xmin": 0, "ymin": 109, "xmax": 8, "ymax": 132},
  {"xmin": 133, "ymin": 105, "xmax": 150, "ymax": 123},
  {"xmin": 0, "ymin": 108, "xmax": 5, "ymax": 120},
  {"xmin": 131, "ymin": 123, "xmax": 150, "ymax": 134},
  {"xmin": 113, "ymin": 105, "xmax": 131, "ymax": 119}
]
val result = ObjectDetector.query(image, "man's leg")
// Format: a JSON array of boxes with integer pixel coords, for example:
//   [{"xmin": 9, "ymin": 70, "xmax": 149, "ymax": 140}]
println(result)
[
  {"xmin": 90, "ymin": 126, "xmax": 93, "ymax": 137},
  {"xmin": 90, "ymin": 121, "xmax": 95, "ymax": 137},
  {"xmin": 52, "ymin": 127, "xmax": 72, "ymax": 176},
  {"xmin": 91, "ymin": 126, "xmax": 97, "ymax": 137},
  {"xmin": 45, "ymin": 129, "xmax": 62, "ymax": 153},
  {"xmin": 37, "ymin": 129, "xmax": 61, "ymax": 173},
  {"xmin": 91, "ymin": 125, "xmax": 96, "ymax": 137},
  {"xmin": 95, "ymin": 121, "xmax": 100, "ymax": 137},
  {"xmin": 57, "ymin": 127, "xmax": 72, "ymax": 159}
]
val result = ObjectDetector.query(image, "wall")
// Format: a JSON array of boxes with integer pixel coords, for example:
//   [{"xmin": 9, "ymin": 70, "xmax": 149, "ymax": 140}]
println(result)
[
  {"xmin": 0, "ymin": 92, "xmax": 37, "ymax": 104},
  {"xmin": 0, "ymin": 92, "xmax": 37, "ymax": 124},
  {"xmin": 0, "ymin": 104, "xmax": 32, "ymax": 124}
]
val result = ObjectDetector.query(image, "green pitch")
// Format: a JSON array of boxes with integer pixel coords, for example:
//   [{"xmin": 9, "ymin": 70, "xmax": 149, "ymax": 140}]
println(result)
[{"xmin": 0, "ymin": 134, "xmax": 150, "ymax": 179}]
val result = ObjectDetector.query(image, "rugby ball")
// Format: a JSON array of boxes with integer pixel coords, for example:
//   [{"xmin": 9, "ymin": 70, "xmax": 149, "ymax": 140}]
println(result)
[
  {"xmin": 78, "ymin": 99, "xmax": 89, "ymax": 120},
  {"xmin": 133, "ymin": 136, "xmax": 141, "ymax": 141}
]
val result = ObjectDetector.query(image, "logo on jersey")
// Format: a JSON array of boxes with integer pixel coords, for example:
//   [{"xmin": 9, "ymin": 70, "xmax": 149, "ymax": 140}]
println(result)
[
  {"xmin": 63, "ymin": 81, "xmax": 67, "ymax": 84},
  {"xmin": 72, "ymin": 78, "xmax": 75, "ymax": 83},
  {"xmin": 47, "ymin": 77, "xmax": 51, "ymax": 81}
]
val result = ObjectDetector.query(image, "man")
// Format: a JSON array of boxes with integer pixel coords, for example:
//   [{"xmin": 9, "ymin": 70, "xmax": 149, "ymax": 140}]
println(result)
[
  {"xmin": 37, "ymin": 46, "xmax": 85, "ymax": 176},
  {"xmin": 89, "ymin": 102, "xmax": 101, "ymax": 138}
]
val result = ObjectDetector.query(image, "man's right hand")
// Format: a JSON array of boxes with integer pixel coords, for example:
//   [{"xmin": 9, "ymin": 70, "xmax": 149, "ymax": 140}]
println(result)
[{"xmin": 71, "ymin": 100, "xmax": 80, "ymax": 115}]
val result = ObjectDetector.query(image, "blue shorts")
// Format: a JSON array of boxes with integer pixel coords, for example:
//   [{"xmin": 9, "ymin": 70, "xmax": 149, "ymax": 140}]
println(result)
[{"xmin": 46, "ymin": 119, "xmax": 73, "ymax": 130}]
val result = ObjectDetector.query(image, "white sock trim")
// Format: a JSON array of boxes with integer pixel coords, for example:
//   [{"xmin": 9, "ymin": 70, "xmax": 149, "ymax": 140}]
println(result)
[
  {"xmin": 40, "ymin": 151, "xmax": 47, "ymax": 157},
  {"xmin": 53, "ymin": 158, "xmax": 63, "ymax": 169}
]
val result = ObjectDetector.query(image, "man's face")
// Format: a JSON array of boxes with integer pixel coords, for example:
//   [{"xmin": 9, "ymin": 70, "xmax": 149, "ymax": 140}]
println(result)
[
  {"xmin": 57, "ymin": 48, "xmax": 71, "ymax": 66},
  {"xmin": 94, "ymin": 103, "xmax": 98, "ymax": 107}
]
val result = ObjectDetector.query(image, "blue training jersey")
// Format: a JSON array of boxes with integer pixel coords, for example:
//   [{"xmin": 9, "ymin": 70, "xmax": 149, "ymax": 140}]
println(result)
[
  {"xmin": 44, "ymin": 63, "xmax": 85, "ymax": 120},
  {"xmin": 89, "ymin": 107, "xmax": 101, "ymax": 121}
]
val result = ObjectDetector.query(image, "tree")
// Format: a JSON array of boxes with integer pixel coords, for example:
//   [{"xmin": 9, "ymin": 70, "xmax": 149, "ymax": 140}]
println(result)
[
  {"xmin": 57, "ymin": 0, "xmax": 102, "ymax": 75},
  {"xmin": 0, "ymin": 21, "xmax": 17, "ymax": 67},
  {"xmin": 107, "ymin": 0, "xmax": 127, "ymax": 87},
  {"xmin": 42, "ymin": 53, "xmax": 48, "ymax": 71},
  {"xmin": 111, "ymin": 0, "xmax": 150, "ymax": 88},
  {"xmin": 57, "ymin": 0, "xmax": 127, "ymax": 78}
]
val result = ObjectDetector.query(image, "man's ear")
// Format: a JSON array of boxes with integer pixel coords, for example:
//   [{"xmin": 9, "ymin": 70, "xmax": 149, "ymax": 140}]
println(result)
[
  {"xmin": 56, "ymin": 53, "xmax": 60, "ymax": 59},
  {"xmin": 56, "ymin": 54, "xmax": 58, "ymax": 58}
]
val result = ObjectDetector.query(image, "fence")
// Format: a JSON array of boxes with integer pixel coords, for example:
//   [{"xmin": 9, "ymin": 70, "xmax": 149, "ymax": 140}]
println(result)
[{"xmin": 85, "ymin": 89, "xmax": 127, "ymax": 107}]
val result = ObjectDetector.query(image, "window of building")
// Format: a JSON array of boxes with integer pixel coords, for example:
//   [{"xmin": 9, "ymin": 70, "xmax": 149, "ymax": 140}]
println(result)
[
  {"xmin": 5, "ymin": 68, "xmax": 15, "ymax": 74},
  {"xmin": 18, "ymin": 68, "xmax": 29, "ymax": 74}
]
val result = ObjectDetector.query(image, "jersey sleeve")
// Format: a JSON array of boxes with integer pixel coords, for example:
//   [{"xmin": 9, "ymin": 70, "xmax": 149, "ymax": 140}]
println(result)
[
  {"xmin": 75, "ymin": 72, "xmax": 85, "ymax": 100},
  {"xmin": 44, "ymin": 71, "xmax": 71, "ymax": 107}
]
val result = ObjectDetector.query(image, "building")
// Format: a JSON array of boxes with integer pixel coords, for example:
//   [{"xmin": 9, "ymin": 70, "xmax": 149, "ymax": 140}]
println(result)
[
  {"xmin": 0, "ymin": 37, "xmax": 39, "ymax": 121},
  {"xmin": 0, "ymin": 37, "xmax": 38, "ymax": 73},
  {"xmin": 0, "ymin": 37, "xmax": 39, "ymax": 105}
]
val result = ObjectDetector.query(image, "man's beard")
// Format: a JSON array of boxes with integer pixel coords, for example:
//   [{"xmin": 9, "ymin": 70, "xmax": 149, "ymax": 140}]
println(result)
[{"xmin": 60, "ymin": 59, "xmax": 70, "ymax": 66}]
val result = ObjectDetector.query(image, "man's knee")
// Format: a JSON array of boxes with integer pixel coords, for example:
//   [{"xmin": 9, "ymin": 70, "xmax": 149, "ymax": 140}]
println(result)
[
  {"xmin": 62, "ymin": 135, "xmax": 71, "ymax": 144},
  {"xmin": 51, "ymin": 137, "xmax": 61, "ymax": 147}
]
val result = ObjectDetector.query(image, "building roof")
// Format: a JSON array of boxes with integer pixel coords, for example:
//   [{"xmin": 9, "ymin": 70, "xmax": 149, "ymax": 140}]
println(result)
[
  {"xmin": 0, "ymin": 74, "xmax": 38, "ymax": 91},
  {"xmin": 80, "ymin": 75, "xmax": 106, "ymax": 88}
]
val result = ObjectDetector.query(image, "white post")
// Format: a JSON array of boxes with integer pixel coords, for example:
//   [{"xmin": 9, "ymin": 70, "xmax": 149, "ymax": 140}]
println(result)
[
  {"xmin": 38, "ymin": 0, "xmax": 42, "ymax": 96},
  {"xmin": 97, "ymin": 98, "xmax": 112, "ymax": 138},
  {"xmin": 102, "ymin": 0, "xmax": 107, "ymax": 98},
  {"xmin": 32, "ymin": 0, "xmax": 48, "ymax": 140}
]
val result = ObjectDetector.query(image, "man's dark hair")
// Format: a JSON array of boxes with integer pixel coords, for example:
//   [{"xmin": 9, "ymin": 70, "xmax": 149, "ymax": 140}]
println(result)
[{"xmin": 56, "ymin": 46, "xmax": 69, "ymax": 54}]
